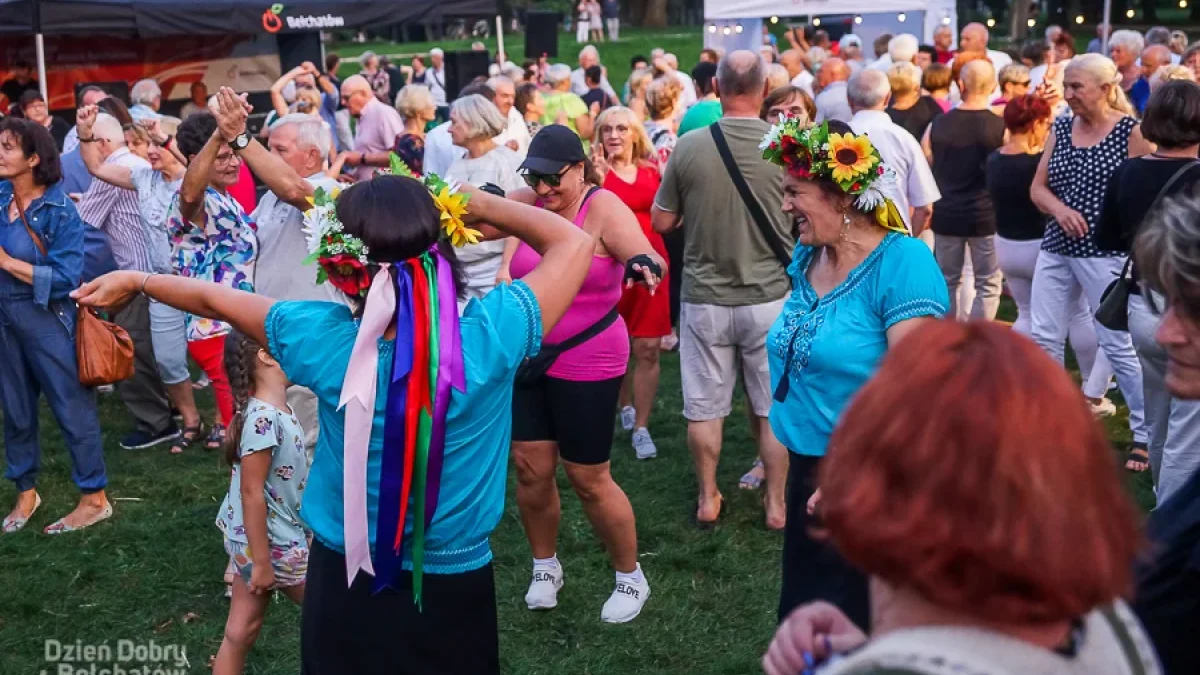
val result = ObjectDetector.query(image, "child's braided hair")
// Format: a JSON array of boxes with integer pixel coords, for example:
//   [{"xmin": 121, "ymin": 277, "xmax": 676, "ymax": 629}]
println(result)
[{"xmin": 223, "ymin": 331, "xmax": 264, "ymax": 465}]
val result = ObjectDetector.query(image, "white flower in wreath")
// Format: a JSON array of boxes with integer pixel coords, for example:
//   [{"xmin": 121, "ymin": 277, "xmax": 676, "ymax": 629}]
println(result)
[
  {"xmin": 759, "ymin": 123, "xmax": 784, "ymax": 151},
  {"xmin": 854, "ymin": 167, "xmax": 900, "ymax": 212}
]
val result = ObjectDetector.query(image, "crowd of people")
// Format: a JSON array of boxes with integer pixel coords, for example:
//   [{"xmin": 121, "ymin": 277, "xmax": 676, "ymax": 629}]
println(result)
[{"xmin": 3, "ymin": 16, "xmax": 1200, "ymax": 675}]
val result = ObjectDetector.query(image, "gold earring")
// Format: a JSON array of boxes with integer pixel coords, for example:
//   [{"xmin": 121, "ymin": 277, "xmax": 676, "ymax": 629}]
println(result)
[{"xmin": 840, "ymin": 212, "xmax": 851, "ymax": 241}]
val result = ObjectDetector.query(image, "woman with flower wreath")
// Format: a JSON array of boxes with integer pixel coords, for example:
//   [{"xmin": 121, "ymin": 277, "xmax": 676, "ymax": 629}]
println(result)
[
  {"xmin": 72, "ymin": 170, "xmax": 596, "ymax": 674},
  {"xmin": 761, "ymin": 117, "xmax": 950, "ymax": 628}
]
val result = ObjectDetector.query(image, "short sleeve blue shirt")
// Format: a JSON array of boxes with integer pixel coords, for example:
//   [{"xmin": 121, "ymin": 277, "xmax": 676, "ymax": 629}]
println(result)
[
  {"xmin": 767, "ymin": 233, "xmax": 949, "ymax": 457},
  {"xmin": 265, "ymin": 280, "xmax": 542, "ymax": 574}
]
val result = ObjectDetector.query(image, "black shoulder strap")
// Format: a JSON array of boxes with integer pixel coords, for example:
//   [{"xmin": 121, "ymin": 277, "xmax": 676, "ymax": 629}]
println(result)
[
  {"xmin": 1099, "ymin": 606, "xmax": 1148, "ymax": 675},
  {"xmin": 550, "ymin": 306, "xmax": 619, "ymax": 352},
  {"xmin": 709, "ymin": 121, "xmax": 792, "ymax": 269}
]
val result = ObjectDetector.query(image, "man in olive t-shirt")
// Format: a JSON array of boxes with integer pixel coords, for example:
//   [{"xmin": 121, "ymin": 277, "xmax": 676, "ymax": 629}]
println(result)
[{"xmin": 652, "ymin": 50, "xmax": 794, "ymax": 531}]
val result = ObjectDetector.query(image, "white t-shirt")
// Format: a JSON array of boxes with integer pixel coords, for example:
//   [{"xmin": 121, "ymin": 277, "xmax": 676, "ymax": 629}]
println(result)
[
  {"xmin": 849, "ymin": 110, "xmax": 941, "ymax": 230},
  {"xmin": 494, "ymin": 106, "xmax": 531, "ymax": 159},
  {"xmin": 445, "ymin": 146, "xmax": 525, "ymax": 296},
  {"xmin": 791, "ymin": 71, "xmax": 815, "ymax": 98}
]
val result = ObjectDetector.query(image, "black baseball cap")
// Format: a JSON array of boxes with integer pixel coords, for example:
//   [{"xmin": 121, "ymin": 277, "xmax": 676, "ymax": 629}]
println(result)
[{"xmin": 518, "ymin": 124, "xmax": 586, "ymax": 175}]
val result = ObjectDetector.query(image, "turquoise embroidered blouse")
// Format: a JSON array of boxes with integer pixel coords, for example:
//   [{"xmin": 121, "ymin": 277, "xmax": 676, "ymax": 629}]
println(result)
[{"xmin": 767, "ymin": 233, "xmax": 949, "ymax": 457}]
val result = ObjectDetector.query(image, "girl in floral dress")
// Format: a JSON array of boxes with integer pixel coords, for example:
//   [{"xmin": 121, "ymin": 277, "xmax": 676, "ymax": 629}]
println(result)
[{"xmin": 212, "ymin": 331, "xmax": 310, "ymax": 675}]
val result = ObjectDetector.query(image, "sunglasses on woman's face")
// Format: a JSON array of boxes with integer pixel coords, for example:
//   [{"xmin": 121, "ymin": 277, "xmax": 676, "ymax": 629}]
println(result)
[{"xmin": 521, "ymin": 166, "xmax": 571, "ymax": 188}]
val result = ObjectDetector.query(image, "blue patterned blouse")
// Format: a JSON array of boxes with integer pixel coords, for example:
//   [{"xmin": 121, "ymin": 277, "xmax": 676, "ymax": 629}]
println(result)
[{"xmin": 767, "ymin": 232, "xmax": 949, "ymax": 457}]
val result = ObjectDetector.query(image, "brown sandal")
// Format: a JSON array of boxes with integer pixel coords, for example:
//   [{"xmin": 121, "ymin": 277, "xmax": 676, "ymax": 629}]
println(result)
[{"xmin": 170, "ymin": 423, "xmax": 207, "ymax": 455}]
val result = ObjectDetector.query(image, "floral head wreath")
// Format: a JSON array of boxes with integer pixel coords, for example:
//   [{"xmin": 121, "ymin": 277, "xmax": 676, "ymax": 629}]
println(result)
[
  {"xmin": 760, "ymin": 117, "xmax": 908, "ymax": 235},
  {"xmin": 301, "ymin": 153, "xmax": 480, "ymax": 609}
]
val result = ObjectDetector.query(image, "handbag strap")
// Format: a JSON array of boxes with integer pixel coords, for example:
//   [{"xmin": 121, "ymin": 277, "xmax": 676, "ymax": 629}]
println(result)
[
  {"xmin": 709, "ymin": 121, "xmax": 793, "ymax": 269},
  {"xmin": 11, "ymin": 193, "xmax": 46, "ymax": 256},
  {"xmin": 545, "ymin": 306, "xmax": 619, "ymax": 353}
]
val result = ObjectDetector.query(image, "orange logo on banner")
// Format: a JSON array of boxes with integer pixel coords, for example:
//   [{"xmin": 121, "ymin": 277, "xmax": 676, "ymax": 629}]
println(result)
[{"xmin": 262, "ymin": 4, "xmax": 284, "ymax": 33}]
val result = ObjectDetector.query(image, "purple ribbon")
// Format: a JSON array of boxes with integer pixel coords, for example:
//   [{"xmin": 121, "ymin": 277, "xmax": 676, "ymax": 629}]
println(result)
[
  {"xmin": 372, "ymin": 268, "xmax": 413, "ymax": 593},
  {"xmin": 424, "ymin": 248, "xmax": 466, "ymax": 528}
]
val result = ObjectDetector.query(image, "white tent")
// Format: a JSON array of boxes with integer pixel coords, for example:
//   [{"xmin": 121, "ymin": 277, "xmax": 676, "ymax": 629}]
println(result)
[{"xmin": 703, "ymin": 0, "xmax": 958, "ymax": 46}]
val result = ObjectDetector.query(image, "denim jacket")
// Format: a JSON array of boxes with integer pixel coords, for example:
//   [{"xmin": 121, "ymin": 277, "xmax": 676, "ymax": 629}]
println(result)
[{"xmin": 0, "ymin": 181, "xmax": 85, "ymax": 310}]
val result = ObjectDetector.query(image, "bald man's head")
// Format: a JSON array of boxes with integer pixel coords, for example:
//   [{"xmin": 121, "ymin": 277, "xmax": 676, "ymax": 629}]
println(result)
[
  {"xmin": 960, "ymin": 22, "xmax": 990, "ymax": 54},
  {"xmin": 1143, "ymin": 44, "xmax": 1173, "ymax": 78},
  {"xmin": 961, "ymin": 59, "xmax": 997, "ymax": 98},
  {"xmin": 716, "ymin": 50, "xmax": 768, "ymax": 102},
  {"xmin": 780, "ymin": 49, "xmax": 806, "ymax": 79},
  {"xmin": 340, "ymin": 74, "xmax": 373, "ymax": 115},
  {"xmin": 817, "ymin": 58, "xmax": 851, "ymax": 88}
]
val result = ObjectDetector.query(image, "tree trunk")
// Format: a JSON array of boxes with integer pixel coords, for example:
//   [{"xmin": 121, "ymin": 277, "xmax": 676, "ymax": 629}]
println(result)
[
  {"xmin": 642, "ymin": 0, "xmax": 668, "ymax": 27},
  {"xmin": 1011, "ymin": 0, "xmax": 1031, "ymax": 41}
]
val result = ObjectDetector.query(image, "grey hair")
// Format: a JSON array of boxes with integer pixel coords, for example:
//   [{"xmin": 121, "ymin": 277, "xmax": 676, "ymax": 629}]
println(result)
[
  {"xmin": 450, "ymin": 94, "xmax": 507, "ymax": 139},
  {"xmin": 766, "ymin": 63, "xmax": 790, "ymax": 92},
  {"xmin": 394, "ymin": 84, "xmax": 435, "ymax": 120},
  {"xmin": 1137, "ymin": 181, "xmax": 1200, "ymax": 317},
  {"xmin": 716, "ymin": 52, "xmax": 767, "ymax": 97},
  {"xmin": 545, "ymin": 63, "xmax": 573, "ymax": 86},
  {"xmin": 359, "ymin": 50, "xmax": 377, "ymax": 66},
  {"xmin": 848, "ymin": 69, "xmax": 891, "ymax": 109},
  {"xmin": 888, "ymin": 34, "xmax": 919, "ymax": 63},
  {"xmin": 1146, "ymin": 26, "xmax": 1172, "ymax": 46},
  {"xmin": 92, "ymin": 112, "xmax": 125, "ymax": 145},
  {"xmin": 130, "ymin": 79, "xmax": 161, "ymax": 106},
  {"xmin": 270, "ymin": 112, "xmax": 332, "ymax": 154},
  {"xmin": 1109, "ymin": 29, "xmax": 1146, "ymax": 56},
  {"xmin": 579, "ymin": 45, "xmax": 599, "ymax": 61},
  {"xmin": 486, "ymin": 75, "xmax": 514, "ymax": 91},
  {"xmin": 999, "ymin": 63, "xmax": 1032, "ymax": 86}
]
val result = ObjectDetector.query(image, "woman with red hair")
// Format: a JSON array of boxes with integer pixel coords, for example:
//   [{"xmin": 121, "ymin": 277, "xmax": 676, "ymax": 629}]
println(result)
[{"xmin": 763, "ymin": 321, "xmax": 1158, "ymax": 675}]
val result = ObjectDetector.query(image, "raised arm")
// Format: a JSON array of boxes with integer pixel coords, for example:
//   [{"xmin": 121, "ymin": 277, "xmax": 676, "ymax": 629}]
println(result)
[
  {"xmin": 461, "ymin": 186, "xmax": 594, "ymax": 334},
  {"xmin": 178, "ymin": 128, "xmax": 223, "ymax": 226},
  {"xmin": 215, "ymin": 87, "xmax": 313, "ymax": 210},
  {"xmin": 73, "ymin": 272, "xmax": 274, "ymax": 347},
  {"xmin": 76, "ymin": 105, "xmax": 135, "ymax": 190},
  {"xmin": 270, "ymin": 65, "xmax": 307, "ymax": 120}
]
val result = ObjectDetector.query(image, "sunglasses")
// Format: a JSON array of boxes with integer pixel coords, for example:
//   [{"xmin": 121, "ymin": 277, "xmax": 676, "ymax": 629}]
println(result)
[{"xmin": 521, "ymin": 166, "xmax": 571, "ymax": 188}]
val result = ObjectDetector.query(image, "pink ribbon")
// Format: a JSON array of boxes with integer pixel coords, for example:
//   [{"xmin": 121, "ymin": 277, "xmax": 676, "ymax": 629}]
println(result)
[{"xmin": 338, "ymin": 263, "xmax": 395, "ymax": 585}]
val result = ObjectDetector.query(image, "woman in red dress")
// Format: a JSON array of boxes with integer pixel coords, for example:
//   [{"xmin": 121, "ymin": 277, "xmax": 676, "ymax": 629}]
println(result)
[{"xmin": 593, "ymin": 107, "xmax": 670, "ymax": 460}]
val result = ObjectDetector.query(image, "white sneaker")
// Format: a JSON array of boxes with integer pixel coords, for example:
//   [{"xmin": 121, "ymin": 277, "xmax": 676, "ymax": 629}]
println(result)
[
  {"xmin": 1091, "ymin": 397, "xmax": 1118, "ymax": 417},
  {"xmin": 632, "ymin": 427, "xmax": 657, "ymax": 459},
  {"xmin": 620, "ymin": 406, "xmax": 636, "ymax": 432},
  {"xmin": 601, "ymin": 567, "xmax": 650, "ymax": 624},
  {"xmin": 525, "ymin": 564, "xmax": 564, "ymax": 610}
]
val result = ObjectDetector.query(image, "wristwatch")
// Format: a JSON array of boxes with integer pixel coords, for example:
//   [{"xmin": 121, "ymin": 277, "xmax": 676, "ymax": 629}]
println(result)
[{"xmin": 229, "ymin": 132, "xmax": 251, "ymax": 151}]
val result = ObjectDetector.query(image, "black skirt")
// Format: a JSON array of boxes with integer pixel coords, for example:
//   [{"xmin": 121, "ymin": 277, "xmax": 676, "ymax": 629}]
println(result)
[
  {"xmin": 777, "ymin": 454, "xmax": 870, "ymax": 629},
  {"xmin": 301, "ymin": 539, "xmax": 500, "ymax": 675}
]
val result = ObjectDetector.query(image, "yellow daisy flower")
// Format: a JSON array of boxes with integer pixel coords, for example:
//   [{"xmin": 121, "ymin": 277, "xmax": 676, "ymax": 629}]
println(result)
[
  {"xmin": 826, "ymin": 133, "xmax": 875, "ymax": 185},
  {"xmin": 432, "ymin": 185, "xmax": 480, "ymax": 247}
]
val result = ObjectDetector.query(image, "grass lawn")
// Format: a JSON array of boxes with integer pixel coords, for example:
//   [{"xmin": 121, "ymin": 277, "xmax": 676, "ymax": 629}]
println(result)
[
  {"xmin": 0, "ymin": 300, "xmax": 1155, "ymax": 674},
  {"xmin": 331, "ymin": 26, "xmax": 706, "ymax": 99}
]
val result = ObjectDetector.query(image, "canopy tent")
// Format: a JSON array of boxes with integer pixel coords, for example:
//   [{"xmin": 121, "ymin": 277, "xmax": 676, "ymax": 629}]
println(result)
[
  {"xmin": 0, "ymin": 0, "xmax": 494, "ymax": 35},
  {"xmin": 0, "ymin": 0, "xmax": 495, "ymax": 104},
  {"xmin": 703, "ymin": 0, "xmax": 957, "ymax": 47}
]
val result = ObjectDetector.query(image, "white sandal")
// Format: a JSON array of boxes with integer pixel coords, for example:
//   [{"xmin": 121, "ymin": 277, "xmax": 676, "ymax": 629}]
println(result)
[
  {"xmin": 43, "ymin": 502, "xmax": 113, "ymax": 535},
  {"xmin": 2, "ymin": 492, "xmax": 42, "ymax": 533}
]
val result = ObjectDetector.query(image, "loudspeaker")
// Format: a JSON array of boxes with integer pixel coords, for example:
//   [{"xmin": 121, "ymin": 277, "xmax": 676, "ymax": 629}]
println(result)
[
  {"xmin": 525, "ymin": 10, "xmax": 561, "ymax": 59},
  {"xmin": 444, "ymin": 50, "xmax": 492, "ymax": 101}
]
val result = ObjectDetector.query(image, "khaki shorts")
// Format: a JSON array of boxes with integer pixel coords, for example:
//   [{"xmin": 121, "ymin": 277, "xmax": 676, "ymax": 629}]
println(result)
[{"xmin": 679, "ymin": 298, "xmax": 786, "ymax": 421}]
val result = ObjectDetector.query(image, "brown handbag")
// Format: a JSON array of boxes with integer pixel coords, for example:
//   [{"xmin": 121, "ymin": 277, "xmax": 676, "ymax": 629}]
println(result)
[{"xmin": 13, "ymin": 195, "xmax": 135, "ymax": 386}]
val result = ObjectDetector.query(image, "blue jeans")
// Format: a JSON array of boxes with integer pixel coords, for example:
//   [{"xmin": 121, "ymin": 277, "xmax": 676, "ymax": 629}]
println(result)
[{"xmin": 0, "ymin": 297, "xmax": 107, "ymax": 493}]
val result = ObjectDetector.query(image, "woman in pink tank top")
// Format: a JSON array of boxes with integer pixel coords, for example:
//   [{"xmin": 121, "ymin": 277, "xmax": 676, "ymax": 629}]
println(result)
[{"xmin": 500, "ymin": 125, "xmax": 665, "ymax": 624}]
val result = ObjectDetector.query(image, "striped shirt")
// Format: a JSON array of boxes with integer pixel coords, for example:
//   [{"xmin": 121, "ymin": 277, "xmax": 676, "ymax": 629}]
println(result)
[{"xmin": 76, "ymin": 147, "xmax": 155, "ymax": 273}]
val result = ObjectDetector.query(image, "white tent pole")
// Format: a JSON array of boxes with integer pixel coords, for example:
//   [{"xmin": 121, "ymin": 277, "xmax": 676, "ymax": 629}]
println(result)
[
  {"xmin": 35, "ymin": 34, "xmax": 47, "ymax": 100},
  {"xmin": 496, "ymin": 15, "xmax": 505, "ymax": 61},
  {"xmin": 1101, "ymin": 0, "xmax": 1112, "ymax": 54}
]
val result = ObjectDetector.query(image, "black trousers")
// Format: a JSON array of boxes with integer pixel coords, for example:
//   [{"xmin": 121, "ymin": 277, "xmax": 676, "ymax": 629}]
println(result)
[
  {"xmin": 778, "ymin": 454, "xmax": 870, "ymax": 629},
  {"xmin": 301, "ymin": 540, "xmax": 500, "ymax": 675}
]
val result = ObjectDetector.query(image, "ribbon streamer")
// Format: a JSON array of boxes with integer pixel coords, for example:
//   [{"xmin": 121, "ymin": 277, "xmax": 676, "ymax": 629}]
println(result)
[{"xmin": 338, "ymin": 264, "xmax": 395, "ymax": 584}]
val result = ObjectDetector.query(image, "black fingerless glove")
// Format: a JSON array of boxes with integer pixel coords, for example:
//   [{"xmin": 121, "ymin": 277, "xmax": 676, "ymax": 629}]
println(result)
[
  {"xmin": 623, "ymin": 254, "xmax": 662, "ymax": 284},
  {"xmin": 480, "ymin": 182, "xmax": 506, "ymax": 198}
]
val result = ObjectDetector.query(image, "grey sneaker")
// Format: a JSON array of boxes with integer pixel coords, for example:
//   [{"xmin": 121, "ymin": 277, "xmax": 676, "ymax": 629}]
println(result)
[
  {"xmin": 632, "ymin": 428, "xmax": 657, "ymax": 459},
  {"xmin": 619, "ymin": 406, "xmax": 636, "ymax": 432}
]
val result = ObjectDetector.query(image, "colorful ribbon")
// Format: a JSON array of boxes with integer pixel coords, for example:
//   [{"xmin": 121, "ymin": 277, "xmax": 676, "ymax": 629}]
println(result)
[
  {"xmin": 341, "ymin": 249, "xmax": 466, "ymax": 607},
  {"xmin": 339, "ymin": 263, "xmax": 394, "ymax": 584}
]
